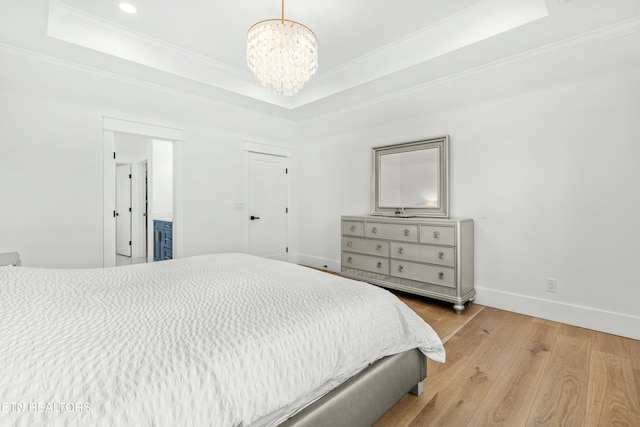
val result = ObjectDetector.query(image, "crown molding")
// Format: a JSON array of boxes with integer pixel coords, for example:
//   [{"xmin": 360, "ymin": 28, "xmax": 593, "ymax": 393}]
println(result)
[
  {"xmin": 46, "ymin": 0, "xmax": 295, "ymax": 108},
  {"xmin": 286, "ymin": 0, "xmax": 549, "ymax": 108},
  {"xmin": 5, "ymin": 1, "xmax": 639, "ymax": 123},
  {"xmin": 0, "ymin": 41, "xmax": 296, "ymax": 123},
  {"xmin": 299, "ymin": 16, "xmax": 640, "ymax": 124},
  {"xmin": 4, "ymin": 12, "xmax": 638, "ymax": 124},
  {"xmin": 48, "ymin": 1, "xmax": 246, "ymax": 77},
  {"xmin": 45, "ymin": 0, "xmax": 548, "ymax": 111},
  {"xmin": 314, "ymin": 0, "xmax": 545, "ymax": 83}
]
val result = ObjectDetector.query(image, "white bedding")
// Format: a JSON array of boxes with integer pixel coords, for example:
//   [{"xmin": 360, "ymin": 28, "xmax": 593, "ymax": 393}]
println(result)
[{"xmin": 0, "ymin": 253, "xmax": 445, "ymax": 426}]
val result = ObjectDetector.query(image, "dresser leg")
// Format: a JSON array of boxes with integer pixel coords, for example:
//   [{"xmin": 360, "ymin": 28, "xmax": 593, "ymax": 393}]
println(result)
[{"xmin": 453, "ymin": 303, "xmax": 465, "ymax": 315}]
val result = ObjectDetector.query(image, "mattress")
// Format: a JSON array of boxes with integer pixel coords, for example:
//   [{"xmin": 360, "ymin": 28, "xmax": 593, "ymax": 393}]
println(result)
[{"xmin": 0, "ymin": 253, "xmax": 445, "ymax": 426}]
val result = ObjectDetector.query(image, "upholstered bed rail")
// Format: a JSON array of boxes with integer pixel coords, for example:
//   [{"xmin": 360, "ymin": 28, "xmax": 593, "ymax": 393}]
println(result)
[{"xmin": 280, "ymin": 348, "xmax": 426, "ymax": 427}]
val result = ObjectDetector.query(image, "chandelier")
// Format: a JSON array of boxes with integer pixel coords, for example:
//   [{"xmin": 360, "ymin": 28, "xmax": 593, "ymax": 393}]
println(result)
[{"xmin": 247, "ymin": 0, "xmax": 318, "ymax": 96}]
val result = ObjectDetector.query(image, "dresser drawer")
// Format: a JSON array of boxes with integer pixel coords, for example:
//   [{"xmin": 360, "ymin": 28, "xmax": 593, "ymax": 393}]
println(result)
[
  {"xmin": 342, "ymin": 220, "xmax": 365, "ymax": 236},
  {"xmin": 342, "ymin": 253, "xmax": 389, "ymax": 275},
  {"xmin": 391, "ymin": 260, "xmax": 455, "ymax": 288},
  {"xmin": 365, "ymin": 223, "xmax": 419, "ymax": 242},
  {"xmin": 164, "ymin": 235, "xmax": 173, "ymax": 249},
  {"xmin": 342, "ymin": 237, "xmax": 389, "ymax": 257},
  {"xmin": 420, "ymin": 225, "xmax": 455, "ymax": 246},
  {"xmin": 155, "ymin": 220, "xmax": 172, "ymax": 230},
  {"xmin": 390, "ymin": 242, "xmax": 455, "ymax": 267}
]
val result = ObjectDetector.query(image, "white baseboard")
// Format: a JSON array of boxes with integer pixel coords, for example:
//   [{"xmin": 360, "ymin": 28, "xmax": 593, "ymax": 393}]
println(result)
[
  {"xmin": 475, "ymin": 287, "xmax": 640, "ymax": 341},
  {"xmin": 291, "ymin": 255, "xmax": 640, "ymax": 340},
  {"xmin": 297, "ymin": 254, "xmax": 340, "ymax": 273}
]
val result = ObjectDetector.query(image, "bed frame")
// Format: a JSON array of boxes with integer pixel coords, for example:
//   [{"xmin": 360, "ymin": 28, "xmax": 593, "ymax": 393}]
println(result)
[{"xmin": 280, "ymin": 348, "xmax": 426, "ymax": 427}]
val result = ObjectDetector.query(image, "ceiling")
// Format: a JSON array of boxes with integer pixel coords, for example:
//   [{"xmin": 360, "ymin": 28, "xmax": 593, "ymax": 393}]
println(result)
[{"xmin": 2, "ymin": 0, "xmax": 640, "ymax": 121}]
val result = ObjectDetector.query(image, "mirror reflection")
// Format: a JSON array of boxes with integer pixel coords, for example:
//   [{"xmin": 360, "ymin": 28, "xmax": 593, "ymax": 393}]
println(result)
[{"xmin": 379, "ymin": 148, "xmax": 439, "ymax": 208}]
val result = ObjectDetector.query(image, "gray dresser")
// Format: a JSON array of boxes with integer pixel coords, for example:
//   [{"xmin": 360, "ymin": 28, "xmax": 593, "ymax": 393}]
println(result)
[{"xmin": 341, "ymin": 216, "xmax": 474, "ymax": 314}]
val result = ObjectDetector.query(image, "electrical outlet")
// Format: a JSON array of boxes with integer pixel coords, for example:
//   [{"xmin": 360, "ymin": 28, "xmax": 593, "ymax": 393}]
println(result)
[{"xmin": 545, "ymin": 278, "xmax": 558, "ymax": 293}]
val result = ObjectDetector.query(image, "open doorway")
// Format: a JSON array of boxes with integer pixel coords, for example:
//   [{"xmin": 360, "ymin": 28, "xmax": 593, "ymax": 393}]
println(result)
[
  {"xmin": 114, "ymin": 135, "xmax": 173, "ymax": 266},
  {"xmin": 103, "ymin": 117, "xmax": 183, "ymax": 268},
  {"xmin": 149, "ymin": 140, "xmax": 173, "ymax": 261}
]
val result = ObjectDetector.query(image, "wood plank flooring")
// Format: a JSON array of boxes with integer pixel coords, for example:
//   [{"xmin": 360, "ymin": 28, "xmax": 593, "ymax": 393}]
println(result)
[{"xmin": 375, "ymin": 292, "xmax": 640, "ymax": 427}]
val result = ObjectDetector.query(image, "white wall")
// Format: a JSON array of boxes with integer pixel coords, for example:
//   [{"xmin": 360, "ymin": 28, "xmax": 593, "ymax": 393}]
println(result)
[
  {"xmin": 151, "ymin": 140, "xmax": 173, "ymax": 220},
  {"xmin": 115, "ymin": 133, "xmax": 152, "ymax": 164},
  {"xmin": 0, "ymin": 52, "xmax": 298, "ymax": 268},
  {"xmin": 298, "ymin": 32, "xmax": 640, "ymax": 339}
]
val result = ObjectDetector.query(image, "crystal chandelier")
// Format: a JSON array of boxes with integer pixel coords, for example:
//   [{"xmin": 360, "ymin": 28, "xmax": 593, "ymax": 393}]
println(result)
[{"xmin": 247, "ymin": 0, "xmax": 318, "ymax": 96}]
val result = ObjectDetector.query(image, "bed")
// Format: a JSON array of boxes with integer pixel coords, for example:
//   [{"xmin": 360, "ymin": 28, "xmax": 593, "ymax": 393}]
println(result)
[{"xmin": 0, "ymin": 253, "xmax": 445, "ymax": 426}]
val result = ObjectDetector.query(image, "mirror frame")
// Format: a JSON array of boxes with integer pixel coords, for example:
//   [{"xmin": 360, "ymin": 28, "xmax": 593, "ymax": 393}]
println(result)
[{"xmin": 371, "ymin": 136, "xmax": 449, "ymax": 218}]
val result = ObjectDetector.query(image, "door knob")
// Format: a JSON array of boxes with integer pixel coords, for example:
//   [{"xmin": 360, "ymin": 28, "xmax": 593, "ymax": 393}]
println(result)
[{"xmin": 250, "ymin": 215, "xmax": 261, "ymax": 220}]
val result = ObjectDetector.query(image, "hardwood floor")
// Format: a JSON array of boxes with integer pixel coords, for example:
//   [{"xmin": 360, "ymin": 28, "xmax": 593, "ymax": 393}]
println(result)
[{"xmin": 375, "ymin": 292, "xmax": 640, "ymax": 427}]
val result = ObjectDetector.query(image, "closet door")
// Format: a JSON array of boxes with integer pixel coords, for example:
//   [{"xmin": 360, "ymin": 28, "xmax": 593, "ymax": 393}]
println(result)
[
  {"xmin": 248, "ymin": 152, "xmax": 288, "ymax": 261},
  {"xmin": 116, "ymin": 164, "xmax": 132, "ymax": 257}
]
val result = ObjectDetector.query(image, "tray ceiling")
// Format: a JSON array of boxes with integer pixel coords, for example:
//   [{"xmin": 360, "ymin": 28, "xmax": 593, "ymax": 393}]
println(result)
[{"xmin": 2, "ymin": 0, "xmax": 639, "ymax": 120}]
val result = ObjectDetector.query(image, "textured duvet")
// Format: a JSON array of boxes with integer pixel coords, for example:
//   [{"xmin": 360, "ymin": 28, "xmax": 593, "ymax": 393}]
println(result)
[{"xmin": 0, "ymin": 253, "xmax": 445, "ymax": 426}]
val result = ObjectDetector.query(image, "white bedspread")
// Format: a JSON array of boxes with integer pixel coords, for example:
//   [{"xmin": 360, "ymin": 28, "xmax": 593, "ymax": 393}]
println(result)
[{"xmin": 0, "ymin": 253, "xmax": 444, "ymax": 426}]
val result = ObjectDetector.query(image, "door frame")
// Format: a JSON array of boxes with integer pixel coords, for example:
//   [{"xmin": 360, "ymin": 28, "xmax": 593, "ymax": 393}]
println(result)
[
  {"xmin": 103, "ymin": 117, "xmax": 184, "ymax": 267},
  {"xmin": 243, "ymin": 141, "xmax": 292, "ymax": 261}
]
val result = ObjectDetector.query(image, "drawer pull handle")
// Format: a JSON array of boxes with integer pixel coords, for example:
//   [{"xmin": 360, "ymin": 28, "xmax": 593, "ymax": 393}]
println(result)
[
  {"xmin": 347, "ymin": 241, "xmax": 353, "ymax": 247},
  {"xmin": 433, "ymin": 231, "xmax": 440, "ymax": 239},
  {"xmin": 404, "ymin": 229, "xmax": 410, "ymax": 236},
  {"xmin": 377, "ymin": 262, "xmax": 382, "ymax": 268},
  {"xmin": 372, "ymin": 227, "xmax": 377, "ymax": 234},
  {"xmin": 438, "ymin": 251, "xmax": 444, "ymax": 259},
  {"xmin": 350, "ymin": 225, "xmax": 356, "ymax": 232},
  {"xmin": 439, "ymin": 272, "xmax": 444, "ymax": 280},
  {"xmin": 376, "ymin": 244, "xmax": 382, "ymax": 251},
  {"xmin": 347, "ymin": 256, "xmax": 352, "ymax": 263},
  {"xmin": 398, "ymin": 265, "xmax": 404, "ymax": 272},
  {"xmin": 398, "ymin": 247, "xmax": 404, "ymax": 254}
]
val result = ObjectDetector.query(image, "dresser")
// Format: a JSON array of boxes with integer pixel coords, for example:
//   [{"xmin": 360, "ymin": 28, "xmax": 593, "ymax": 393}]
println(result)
[
  {"xmin": 341, "ymin": 216, "xmax": 474, "ymax": 314},
  {"xmin": 153, "ymin": 220, "xmax": 173, "ymax": 261}
]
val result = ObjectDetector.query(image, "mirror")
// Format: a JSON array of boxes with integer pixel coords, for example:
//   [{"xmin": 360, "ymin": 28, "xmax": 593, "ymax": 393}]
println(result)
[{"xmin": 372, "ymin": 136, "xmax": 449, "ymax": 218}]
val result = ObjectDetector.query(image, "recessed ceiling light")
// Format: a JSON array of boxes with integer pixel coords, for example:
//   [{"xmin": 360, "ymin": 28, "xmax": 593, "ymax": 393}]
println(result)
[{"xmin": 119, "ymin": 3, "xmax": 137, "ymax": 14}]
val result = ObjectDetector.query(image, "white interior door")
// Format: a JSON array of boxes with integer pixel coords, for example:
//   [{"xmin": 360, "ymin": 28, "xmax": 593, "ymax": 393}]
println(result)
[
  {"xmin": 131, "ymin": 161, "xmax": 148, "ymax": 259},
  {"xmin": 116, "ymin": 164, "xmax": 132, "ymax": 256},
  {"xmin": 248, "ymin": 152, "xmax": 288, "ymax": 260}
]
